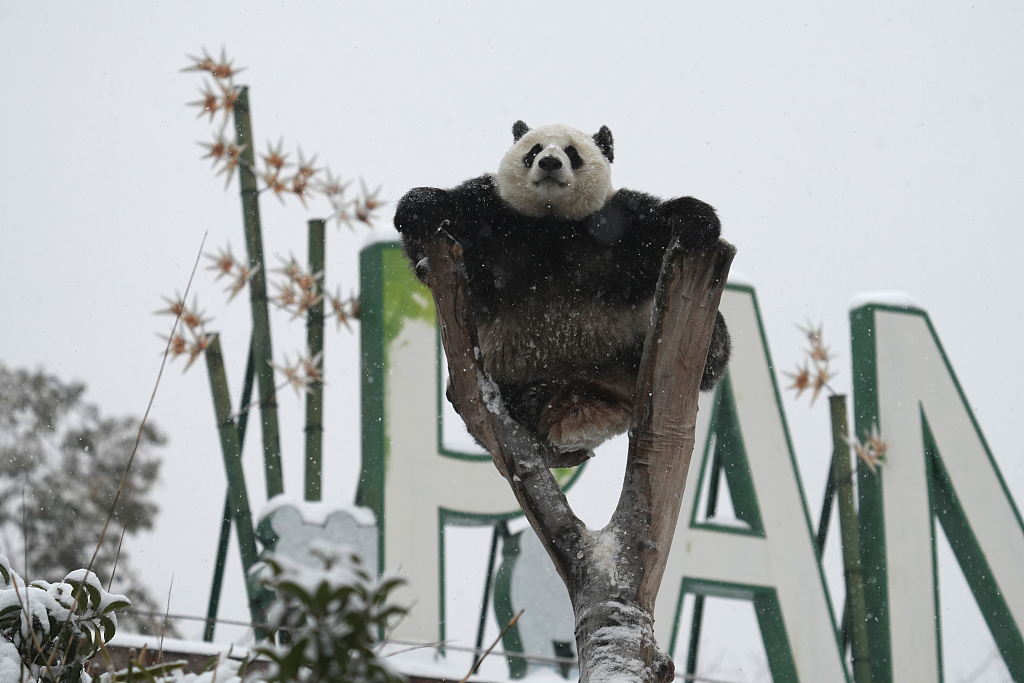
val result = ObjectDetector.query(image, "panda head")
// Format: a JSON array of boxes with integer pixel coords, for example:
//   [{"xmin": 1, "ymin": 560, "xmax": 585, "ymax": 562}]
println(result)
[{"xmin": 496, "ymin": 121, "xmax": 615, "ymax": 220}]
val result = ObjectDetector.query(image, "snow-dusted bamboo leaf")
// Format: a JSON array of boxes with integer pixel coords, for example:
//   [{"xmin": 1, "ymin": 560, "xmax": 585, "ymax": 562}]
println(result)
[
  {"xmin": 272, "ymin": 579, "xmax": 313, "ymax": 605},
  {"xmin": 99, "ymin": 613, "xmax": 118, "ymax": 643},
  {"xmin": 101, "ymin": 597, "xmax": 132, "ymax": 614},
  {"xmin": 64, "ymin": 572, "xmax": 102, "ymax": 612},
  {"xmin": 79, "ymin": 622, "xmax": 95, "ymax": 652}
]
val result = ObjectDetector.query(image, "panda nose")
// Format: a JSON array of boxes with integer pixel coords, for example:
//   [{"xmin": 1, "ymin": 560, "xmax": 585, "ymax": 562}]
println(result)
[{"xmin": 538, "ymin": 155, "xmax": 562, "ymax": 172}]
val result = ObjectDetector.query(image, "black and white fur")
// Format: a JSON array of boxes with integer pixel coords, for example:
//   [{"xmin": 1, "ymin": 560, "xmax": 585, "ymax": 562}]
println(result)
[{"xmin": 395, "ymin": 121, "xmax": 730, "ymax": 458}]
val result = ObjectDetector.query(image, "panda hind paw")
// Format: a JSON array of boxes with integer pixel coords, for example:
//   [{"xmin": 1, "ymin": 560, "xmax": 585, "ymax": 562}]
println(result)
[
  {"xmin": 545, "ymin": 449, "xmax": 593, "ymax": 469},
  {"xmin": 537, "ymin": 383, "xmax": 634, "ymax": 453}
]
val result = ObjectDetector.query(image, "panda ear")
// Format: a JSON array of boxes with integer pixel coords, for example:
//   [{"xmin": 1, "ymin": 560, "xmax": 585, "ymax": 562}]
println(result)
[
  {"xmin": 593, "ymin": 125, "xmax": 614, "ymax": 162},
  {"xmin": 512, "ymin": 120, "xmax": 530, "ymax": 142}
]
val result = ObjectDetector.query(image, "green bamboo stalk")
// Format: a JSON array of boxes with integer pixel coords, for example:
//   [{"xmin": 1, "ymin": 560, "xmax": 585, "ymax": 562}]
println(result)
[
  {"xmin": 830, "ymin": 395, "xmax": 873, "ymax": 683},
  {"xmin": 233, "ymin": 86, "xmax": 284, "ymax": 499},
  {"xmin": 816, "ymin": 458, "xmax": 838, "ymax": 555},
  {"xmin": 204, "ymin": 334, "xmax": 257, "ymax": 642},
  {"xmin": 203, "ymin": 334, "xmax": 266, "ymax": 622},
  {"xmin": 204, "ymin": 495, "xmax": 232, "ymax": 643},
  {"xmin": 304, "ymin": 219, "xmax": 326, "ymax": 501}
]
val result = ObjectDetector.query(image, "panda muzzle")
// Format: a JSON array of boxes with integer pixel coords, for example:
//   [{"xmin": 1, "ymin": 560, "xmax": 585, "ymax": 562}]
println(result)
[{"xmin": 538, "ymin": 155, "xmax": 563, "ymax": 172}]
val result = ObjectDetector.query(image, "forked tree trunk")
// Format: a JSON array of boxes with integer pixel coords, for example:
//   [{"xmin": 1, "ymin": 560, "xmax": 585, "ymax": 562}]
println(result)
[{"xmin": 419, "ymin": 232, "xmax": 735, "ymax": 683}]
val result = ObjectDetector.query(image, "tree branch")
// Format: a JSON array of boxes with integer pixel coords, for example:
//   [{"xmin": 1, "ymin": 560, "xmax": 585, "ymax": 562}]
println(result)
[
  {"xmin": 616, "ymin": 239, "xmax": 736, "ymax": 612},
  {"xmin": 419, "ymin": 228, "xmax": 735, "ymax": 682},
  {"xmin": 419, "ymin": 234, "xmax": 587, "ymax": 587}
]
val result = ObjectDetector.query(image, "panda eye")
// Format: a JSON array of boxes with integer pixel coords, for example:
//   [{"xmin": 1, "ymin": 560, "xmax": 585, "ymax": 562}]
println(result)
[
  {"xmin": 564, "ymin": 145, "xmax": 584, "ymax": 170},
  {"xmin": 522, "ymin": 144, "xmax": 542, "ymax": 168}
]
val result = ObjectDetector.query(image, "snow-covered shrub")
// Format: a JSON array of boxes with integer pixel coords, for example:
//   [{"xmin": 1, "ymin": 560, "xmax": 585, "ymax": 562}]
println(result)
[
  {"xmin": 255, "ymin": 543, "xmax": 406, "ymax": 683},
  {"xmin": 0, "ymin": 554, "xmax": 131, "ymax": 683}
]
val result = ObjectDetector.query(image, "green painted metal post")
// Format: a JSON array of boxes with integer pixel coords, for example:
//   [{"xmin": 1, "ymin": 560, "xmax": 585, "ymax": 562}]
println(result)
[
  {"xmin": 830, "ymin": 395, "xmax": 873, "ymax": 683},
  {"xmin": 233, "ymin": 86, "xmax": 284, "ymax": 499},
  {"xmin": 686, "ymin": 445, "xmax": 723, "ymax": 678},
  {"xmin": 473, "ymin": 522, "xmax": 507, "ymax": 672},
  {"xmin": 204, "ymin": 334, "xmax": 272, "ymax": 629},
  {"xmin": 685, "ymin": 595, "xmax": 707, "ymax": 680},
  {"xmin": 304, "ymin": 219, "xmax": 325, "ymax": 501}
]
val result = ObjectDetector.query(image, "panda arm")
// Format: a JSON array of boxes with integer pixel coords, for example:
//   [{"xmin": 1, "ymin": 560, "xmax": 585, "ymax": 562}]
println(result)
[
  {"xmin": 606, "ymin": 189, "xmax": 720, "ymax": 250},
  {"xmin": 605, "ymin": 189, "xmax": 731, "ymax": 392},
  {"xmin": 656, "ymin": 195, "xmax": 721, "ymax": 249},
  {"xmin": 393, "ymin": 174, "xmax": 498, "ymax": 271},
  {"xmin": 446, "ymin": 174, "xmax": 508, "ymax": 233},
  {"xmin": 394, "ymin": 187, "xmax": 456, "ymax": 242},
  {"xmin": 394, "ymin": 175, "xmax": 499, "ymax": 240}
]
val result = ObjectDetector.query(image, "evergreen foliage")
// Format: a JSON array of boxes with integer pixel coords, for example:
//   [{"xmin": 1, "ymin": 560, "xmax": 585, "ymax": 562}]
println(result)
[
  {"xmin": 0, "ymin": 554, "xmax": 132, "ymax": 683},
  {"xmin": 256, "ymin": 543, "xmax": 406, "ymax": 683}
]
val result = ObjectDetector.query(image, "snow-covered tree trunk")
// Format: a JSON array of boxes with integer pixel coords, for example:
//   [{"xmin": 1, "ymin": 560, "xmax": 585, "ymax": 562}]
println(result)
[{"xmin": 419, "ymin": 232, "xmax": 735, "ymax": 683}]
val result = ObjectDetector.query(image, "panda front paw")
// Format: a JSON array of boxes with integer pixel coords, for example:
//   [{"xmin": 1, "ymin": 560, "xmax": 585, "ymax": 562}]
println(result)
[
  {"xmin": 661, "ymin": 196, "xmax": 721, "ymax": 249},
  {"xmin": 394, "ymin": 187, "xmax": 456, "ymax": 241}
]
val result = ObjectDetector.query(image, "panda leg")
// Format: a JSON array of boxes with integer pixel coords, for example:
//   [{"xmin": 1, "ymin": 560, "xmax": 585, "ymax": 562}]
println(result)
[
  {"xmin": 502, "ymin": 383, "xmax": 555, "ymax": 431},
  {"xmin": 495, "ymin": 382, "xmax": 593, "ymax": 467},
  {"xmin": 700, "ymin": 311, "xmax": 732, "ymax": 392},
  {"xmin": 536, "ymin": 371, "xmax": 636, "ymax": 454}
]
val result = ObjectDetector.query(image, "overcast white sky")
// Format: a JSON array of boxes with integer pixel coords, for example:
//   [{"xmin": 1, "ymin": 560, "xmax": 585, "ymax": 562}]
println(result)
[{"xmin": 2, "ymin": 2, "xmax": 1023, "ymax": 681}]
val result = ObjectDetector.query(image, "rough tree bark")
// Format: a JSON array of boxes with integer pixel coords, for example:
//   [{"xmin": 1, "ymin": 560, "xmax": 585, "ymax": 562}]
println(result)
[{"xmin": 419, "ymin": 232, "xmax": 735, "ymax": 683}]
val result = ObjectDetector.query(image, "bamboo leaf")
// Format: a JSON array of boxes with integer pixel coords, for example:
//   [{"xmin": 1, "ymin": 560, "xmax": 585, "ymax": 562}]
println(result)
[
  {"xmin": 99, "ymin": 614, "xmax": 118, "ymax": 643},
  {"xmin": 102, "ymin": 599, "xmax": 132, "ymax": 614}
]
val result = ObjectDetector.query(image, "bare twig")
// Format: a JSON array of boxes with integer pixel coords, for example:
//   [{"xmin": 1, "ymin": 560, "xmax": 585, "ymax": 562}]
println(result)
[
  {"xmin": 13, "ymin": 486, "xmax": 59, "ymax": 683},
  {"xmin": 381, "ymin": 641, "xmax": 450, "ymax": 659},
  {"xmin": 108, "ymin": 492, "xmax": 135, "ymax": 591},
  {"xmin": 9, "ymin": 563, "xmax": 56, "ymax": 683},
  {"xmin": 160, "ymin": 574, "xmax": 173, "ymax": 663},
  {"xmin": 21, "ymin": 488, "xmax": 27, "ymax": 583},
  {"xmin": 459, "ymin": 610, "xmax": 524, "ymax": 683}
]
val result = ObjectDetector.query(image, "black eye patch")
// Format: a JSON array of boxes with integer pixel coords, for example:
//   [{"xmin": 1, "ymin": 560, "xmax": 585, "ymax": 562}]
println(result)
[
  {"xmin": 522, "ymin": 144, "xmax": 543, "ymax": 168},
  {"xmin": 564, "ymin": 145, "xmax": 584, "ymax": 170}
]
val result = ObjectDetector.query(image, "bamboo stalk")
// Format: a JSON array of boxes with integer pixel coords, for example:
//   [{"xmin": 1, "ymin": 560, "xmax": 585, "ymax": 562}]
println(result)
[
  {"xmin": 233, "ymin": 86, "xmax": 284, "ymax": 499},
  {"xmin": 304, "ymin": 219, "xmax": 326, "ymax": 501},
  {"xmin": 203, "ymin": 334, "xmax": 268, "ymax": 623},
  {"xmin": 204, "ymin": 334, "xmax": 257, "ymax": 642},
  {"xmin": 816, "ymin": 458, "xmax": 838, "ymax": 555},
  {"xmin": 204, "ymin": 495, "xmax": 232, "ymax": 643},
  {"xmin": 830, "ymin": 395, "xmax": 872, "ymax": 683}
]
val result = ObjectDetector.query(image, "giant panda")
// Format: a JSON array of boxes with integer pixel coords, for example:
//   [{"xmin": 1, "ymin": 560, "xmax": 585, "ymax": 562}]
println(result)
[{"xmin": 394, "ymin": 121, "xmax": 730, "ymax": 463}]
